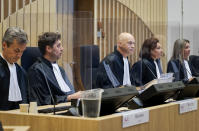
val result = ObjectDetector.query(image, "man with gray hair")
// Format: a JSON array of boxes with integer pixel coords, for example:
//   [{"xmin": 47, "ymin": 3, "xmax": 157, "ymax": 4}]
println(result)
[{"xmin": 0, "ymin": 27, "xmax": 28, "ymax": 110}]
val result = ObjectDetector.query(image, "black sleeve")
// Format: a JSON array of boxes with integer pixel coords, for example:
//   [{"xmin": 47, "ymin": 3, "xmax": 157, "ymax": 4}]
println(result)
[
  {"xmin": 167, "ymin": 60, "xmax": 181, "ymax": 81},
  {"xmin": 167, "ymin": 60, "xmax": 188, "ymax": 82},
  {"xmin": 189, "ymin": 62, "xmax": 199, "ymax": 77},
  {"xmin": 167, "ymin": 61, "xmax": 174, "ymax": 73},
  {"xmin": 28, "ymin": 68, "xmax": 51, "ymax": 106},
  {"xmin": 94, "ymin": 63, "xmax": 113, "ymax": 89},
  {"xmin": 130, "ymin": 61, "xmax": 143, "ymax": 86},
  {"xmin": 20, "ymin": 67, "xmax": 28, "ymax": 104}
]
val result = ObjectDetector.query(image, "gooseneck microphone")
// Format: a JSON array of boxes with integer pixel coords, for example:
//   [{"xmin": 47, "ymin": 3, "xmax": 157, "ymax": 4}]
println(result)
[
  {"xmin": 182, "ymin": 60, "xmax": 193, "ymax": 81},
  {"xmin": 142, "ymin": 59, "xmax": 157, "ymax": 79},
  {"xmin": 39, "ymin": 58, "xmax": 56, "ymax": 115},
  {"xmin": 174, "ymin": 59, "xmax": 189, "ymax": 82}
]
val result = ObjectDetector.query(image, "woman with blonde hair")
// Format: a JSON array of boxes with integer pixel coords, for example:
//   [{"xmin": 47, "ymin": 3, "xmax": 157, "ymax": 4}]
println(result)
[{"xmin": 167, "ymin": 39, "xmax": 198, "ymax": 82}]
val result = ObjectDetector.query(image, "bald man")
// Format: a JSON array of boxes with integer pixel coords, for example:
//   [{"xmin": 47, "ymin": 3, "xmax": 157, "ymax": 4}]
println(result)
[{"xmin": 95, "ymin": 32, "xmax": 135, "ymax": 89}]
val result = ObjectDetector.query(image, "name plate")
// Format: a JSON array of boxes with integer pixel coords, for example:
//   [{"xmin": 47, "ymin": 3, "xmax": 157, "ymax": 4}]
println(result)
[
  {"xmin": 177, "ymin": 99, "xmax": 198, "ymax": 114},
  {"xmin": 122, "ymin": 109, "xmax": 149, "ymax": 128}
]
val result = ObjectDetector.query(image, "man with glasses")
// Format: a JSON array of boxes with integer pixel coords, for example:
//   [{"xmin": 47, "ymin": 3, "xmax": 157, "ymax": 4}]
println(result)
[{"xmin": 95, "ymin": 32, "xmax": 135, "ymax": 89}]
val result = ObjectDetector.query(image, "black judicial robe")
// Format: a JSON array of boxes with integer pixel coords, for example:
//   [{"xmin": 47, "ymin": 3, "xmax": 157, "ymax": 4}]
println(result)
[
  {"xmin": 130, "ymin": 58, "xmax": 163, "ymax": 86},
  {"xmin": 189, "ymin": 55, "xmax": 199, "ymax": 74},
  {"xmin": 95, "ymin": 50, "xmax": 131, "ymax": 89},
  {"xmin": 167, "ymin": 59, "xmax": 199, "ymax": 82},
  {"xmin": 28, "ymin": 57, "xmax": 75, "ymax": 106},
  {"xmin": 0, "ymin": 56, "xmax": 28, "ymax": 110}
]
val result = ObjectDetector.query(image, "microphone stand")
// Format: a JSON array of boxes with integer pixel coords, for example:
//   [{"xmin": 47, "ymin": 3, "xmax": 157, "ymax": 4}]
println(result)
[
  {"xmin": 40, "ymin": 58, "xmax": 56, "ymax": 115},
  {"xmin": 142, "ymin": 59, "xmax": 157, "ymax": 79},
  {"xmin": 182, "ymin": 60, "xmax": 193, "ymax": 83}
]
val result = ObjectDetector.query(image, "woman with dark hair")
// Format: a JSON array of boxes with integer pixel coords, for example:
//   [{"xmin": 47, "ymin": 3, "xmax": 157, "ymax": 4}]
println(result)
[
  {"xmin": 167, "ymin": 39, "xmax": 198, "ymax": 82},
  {"xmin": 131, "ymin": 37, "xmax": 163, "ymax": 86}
]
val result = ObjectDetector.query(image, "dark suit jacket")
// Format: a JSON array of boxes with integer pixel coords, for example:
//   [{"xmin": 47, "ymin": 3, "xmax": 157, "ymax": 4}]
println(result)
[
  {"xmin": 28, "ymin": 57, "xmax": 75, "ymax": 106},
  {"xmin": 131, "ymin": 58, "xmax": 163, "ymax": 86},
  {"xmin": 95, "ymin": 50, "xmax": 131, "ymax": 89},
  {"xmin": 0, "ymin": 56, "xmax": 28, "ymax": 110},
  {"xmin": 167, "ymin": 59, "xmax": 199, "ymax": 82},
  {"xmin": 189, "ymin": 55, "xmax": 199, "ymax": 75}
]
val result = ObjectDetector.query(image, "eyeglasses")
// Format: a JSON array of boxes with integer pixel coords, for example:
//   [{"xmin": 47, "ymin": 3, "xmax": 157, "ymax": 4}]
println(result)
[{"xmin": 127, "ymin": 41, "xmax": 136, "ymax": 45}]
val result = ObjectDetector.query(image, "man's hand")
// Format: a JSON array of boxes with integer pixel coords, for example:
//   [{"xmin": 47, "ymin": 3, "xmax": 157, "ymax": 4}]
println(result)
[
  {"xmin": 67, "ymin": 91, "xmax": 82, "ymax": 100},
  {"xmin": 188, "ymin": 77, "xmax": 195, "ymax": 82}
]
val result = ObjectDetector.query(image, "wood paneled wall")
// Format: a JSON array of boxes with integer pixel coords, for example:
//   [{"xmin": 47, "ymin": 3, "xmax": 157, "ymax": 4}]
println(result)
[
  {"xmin": 117, "ymin": 0, "xmax": 168, "ymax": 70},
  {"xmin": 95, "ymin": 0, "xmax": 154, "ymax": 65},
  {"xmin": 0, "ymin": 0, "xmax": 74, "ymax": 66},
  {"xmin": 0, "ymin": 0, "xmax": 77, "ymax": 89},
  {"xmin": 0, "ymin": 0, "xmax": 168, "ymax": 90}
]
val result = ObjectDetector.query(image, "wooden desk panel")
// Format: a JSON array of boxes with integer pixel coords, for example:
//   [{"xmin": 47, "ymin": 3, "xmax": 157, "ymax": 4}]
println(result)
[
  {"xmin": 3, "ymin": 126, "xmax": 30, "ymax": 131},
  {"xmin": 168, "ymin": 103, "xmax": 198, "ymax": 131},
  {"xmin": 0, "ymin": 98, "xmax": 199, "ymax": 131},
  {"xmin": 0, "ymin": 112, "xmax": 100, "ymax": 131}
]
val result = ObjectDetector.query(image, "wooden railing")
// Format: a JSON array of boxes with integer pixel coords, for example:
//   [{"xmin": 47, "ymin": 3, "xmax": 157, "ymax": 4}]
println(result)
[
  {"xmin": 95, "ymin": 0, "xmax": 154, "ymax": 64},
  {"xmin": 118, "ymin": 0, "xmax": 168, "ymax": 70},
  {"xmin": 0, "ymin": 0, "xmax": 167, "ymax": 90},
  {"xmin": 0, "ymin": 0, "xmax": 73, "ymax": 66},
  {"xmin": 0, "ymin": 0, "xmax": 77, "ymax": 89}
]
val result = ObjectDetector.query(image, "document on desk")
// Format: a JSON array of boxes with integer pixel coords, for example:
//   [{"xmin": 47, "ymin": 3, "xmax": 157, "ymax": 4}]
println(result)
[
  {"xmin": 137, "ymin": 79, "xmax": 158, "ymax": 94},
  {"xmin": 122, "ymin": 109, "xmax": 149, "ymax": 128},
  {"xmin": 176, "ymin": 99, "xmax": 198, "ymax": 114}
]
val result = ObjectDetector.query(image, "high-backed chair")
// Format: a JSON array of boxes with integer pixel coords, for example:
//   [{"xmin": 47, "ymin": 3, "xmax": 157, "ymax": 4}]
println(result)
[
  {"xmin": 0, "ymin": 121, "xmax": 3, "ymax": 131},
  {"xmin": 21, "ymin": 47, "xmax": 42, "ymax": 71},
  {"xmin": 80, "ymin": 45, "xmax": 99, "ymax": 90},
  {"xmin": 21, "ymin": 47, "xmax": 75, "ymax": 87}
]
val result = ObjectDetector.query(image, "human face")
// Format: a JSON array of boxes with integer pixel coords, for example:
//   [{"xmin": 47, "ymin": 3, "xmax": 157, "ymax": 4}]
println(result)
[
  {"xmin": 2, "ymin": 40, "xmax": 26, "ymax": 64},
  {"xmin": 183, "ymin": 42, "xmax": 190, "ymax": 60},
  {"xmin": 48, "ymin": 40, "xmax": 63, "ymax": 61},
  {"xmin": 118, "ymin": 35, "xmax": 135, "ymax": 57},
  {"xmin": 150, "ymin": 42, "xmax": 162, "ymax": 60}
]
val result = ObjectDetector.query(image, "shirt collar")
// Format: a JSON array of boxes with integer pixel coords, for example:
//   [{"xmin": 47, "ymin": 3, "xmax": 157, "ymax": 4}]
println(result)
[
  {"xmin": 39, "ymin": 57, "xmax": 55, "ymax": 69},
  {"xmin": 114, "ymin": 49, "xmax": 126, "ymax": 63},
  {"xmin": 0, "ymin": 54, "xmax": 15, "ymax": 67}
]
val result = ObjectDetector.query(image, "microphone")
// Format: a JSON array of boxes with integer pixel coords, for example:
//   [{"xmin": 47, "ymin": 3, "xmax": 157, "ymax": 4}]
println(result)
[
  {"xmin": 182, "ymin": 60, "xmax": 193, "ymax": 81},
  {"xmin": 142, "ymin": 59, "xmax": 157, "ymax": 79},
  {"xmin": 174, "ymin": 59, "xmax": 189, "ymax": 83},
  {"xmin": 38, "ymin": 58, "xmax": 56, "ymax": 115}
]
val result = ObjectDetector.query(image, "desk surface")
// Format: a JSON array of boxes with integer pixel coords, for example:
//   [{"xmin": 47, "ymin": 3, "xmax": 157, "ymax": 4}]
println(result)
[
  {"xmin": 1, "ymin": 99, "xmax": 199, "ymax": 131},
  {"xmin": 3, "ymin": 126, "xmax": 30, "ymax": 131}
]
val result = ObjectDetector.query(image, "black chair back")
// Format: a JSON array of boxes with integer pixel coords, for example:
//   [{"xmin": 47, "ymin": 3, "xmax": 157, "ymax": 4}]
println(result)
[
  {"xmin": 80, "ymin": 45, "xmax": 99, "ymax": 90},
  {"xmin": 0, "ymin": 121, "xmax": 3, "ymax": 131},
  {"xmin": 21, "ymin": 47, "xmax": 42, "ymax": 71}
]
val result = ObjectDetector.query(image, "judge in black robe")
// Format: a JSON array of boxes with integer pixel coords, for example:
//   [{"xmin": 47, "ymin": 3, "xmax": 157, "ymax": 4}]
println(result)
[
  {"xmin": 0, "ymin": 27, "xmax": 28, "ymax": 110},
  {"xmin": 130, "ymin": 37, "xmax": 163, "ymax": 86},
  {"xmin": 131, "ymin": 58, "xmax": 163, "ymax": 86},
  {"xmin": 167, "ymin": 59, "xmax": 198, "ymax": 82},
  {"xmin": 28, "ymin": 32, "xmax": 78, "ymax": 106},
  {"xmin": 28, "ymin": 57, "xmax": 75, "ymax": 106},
  {"xmin": 167, "ymin": 39, "xmax": 199, "ymax": 82},
  {"xmin": 0, "ymin": 56, "xmax": 28, "ymax": 110},
  {"xmin": 95, "ymin": 32, "xmax": 135, "ymax": 89},
  {"xmin": 95, "ymin": 50, "xmax": 131, "ymax": 89}
]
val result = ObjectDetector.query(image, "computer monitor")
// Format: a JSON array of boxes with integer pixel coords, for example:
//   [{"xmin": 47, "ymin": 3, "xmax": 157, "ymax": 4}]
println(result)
[
  {"xmin": 137, "ymin": 81, "xmax": 185, "ymax": 107},
  {"xmin": 188, "ymin": 77, "xmax": 199, "ymax": 84},
  {"xmin": 177, "ymin": 77, "xmax": 199, "ymax": 99},
  {"xmin": 72, "ymin": 85, "xmax": 139, "ymax": 116},
  {"xmin": 100, "ymin": 85, "xmax": 138, "ymax": 115}
]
